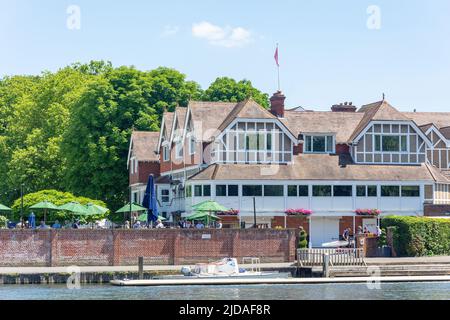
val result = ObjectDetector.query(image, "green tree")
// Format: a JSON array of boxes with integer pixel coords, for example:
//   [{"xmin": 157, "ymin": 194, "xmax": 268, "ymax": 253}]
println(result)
[
  {"xmin": 62, "ymin": 66, "xmax": 201, "ymax": 209},
  {"xmin": 202, "ymin": 77, "xmax": 269, "ymax": 108}
]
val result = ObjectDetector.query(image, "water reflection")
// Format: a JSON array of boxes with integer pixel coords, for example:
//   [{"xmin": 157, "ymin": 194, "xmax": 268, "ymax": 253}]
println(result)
[{"xmin": 0, "ymin": 282, "xmax": 449, "ymax": 300}]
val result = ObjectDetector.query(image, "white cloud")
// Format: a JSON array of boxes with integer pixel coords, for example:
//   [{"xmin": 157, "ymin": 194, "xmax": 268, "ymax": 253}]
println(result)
[
  {"xmin": 161, "ymin": 25, "xmax": 180, "ymax": 38},
  {"xmin": 192, "ymin": 21, "xmax": 253, "ymax": 48}
]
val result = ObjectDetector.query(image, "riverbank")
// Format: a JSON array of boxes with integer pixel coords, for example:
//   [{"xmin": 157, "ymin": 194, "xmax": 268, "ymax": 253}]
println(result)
[{"xmin": 1, "ymin": 257, "xmax": 450, "ymax": 285}]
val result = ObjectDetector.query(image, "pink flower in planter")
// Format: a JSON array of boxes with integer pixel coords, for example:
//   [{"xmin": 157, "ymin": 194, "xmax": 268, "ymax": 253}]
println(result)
[
  {"xmin": 218, "ymin": 209, "xmax": 239, "ymax": 216},
  {"xmin": 285, "ymin": 209, "xmax": 313, "ymax": 216},
  {"xmin": 355, "ymin": 209, "xmax": 381, "ymax": 216}
]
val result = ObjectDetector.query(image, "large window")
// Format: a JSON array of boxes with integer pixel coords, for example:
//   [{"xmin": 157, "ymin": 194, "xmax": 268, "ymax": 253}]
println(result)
[
  {"xmin": 216, "ymin": 185, "xmax": 239, "ymax": 197},
  {"xmin": 374, "ymin": 135, "xmax": 408, "ymax": 152},
  {"xmin": 357, "ymin": 185, "xmax": 377, "ymax": 197},
  {"xmin": 313, "ymin": 185, "xmax": 332, "ymax": 197},
  {"xmin": 381, "ymin": 186, "xmax": 400, "ymax": 197},
  {"xmin": 228, "ymin": 185, "xmax": 239, "ymax": 196},
  {"xmin": 333, "ymin": 186, "xmax": 353, "ymax": 197},
  {"xmin": 288, "ymin": 185, "xmax": 309, "ymax": 197},
  {"xmin": 304, "ymin": 135, "xmax": 334, "ymax": 153},
  {"xmin": 264, "ymin": 185, "xmax": 284, "ymax": 197},
  {"xmin": 193, "ymin": 185, "xmax": 211, "ymax": 197},
  {"xmin": 216, "ymin": 185, "xmax": 227, "ymax": 197},
  {"xmin": 401, "ymin": 186, "xmax": 420, "ymax": 197},
  {"xmin": 243, "ymin": 185, "xmax": 263, "ymax": 197}
]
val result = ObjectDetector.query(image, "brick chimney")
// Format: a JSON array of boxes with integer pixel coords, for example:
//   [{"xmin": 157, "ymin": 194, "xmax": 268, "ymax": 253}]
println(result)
[
  {"xmin": 270, "ymin": 91, "xmax": 286, "ymax": 118},
  {"xmin": 331, "ymin": 102, "xmax": 356, "ymax": 112}
]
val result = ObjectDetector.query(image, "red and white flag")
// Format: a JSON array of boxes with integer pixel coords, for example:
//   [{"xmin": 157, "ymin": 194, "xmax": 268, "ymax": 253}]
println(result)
[{"xmin": 274, "ymin": 45, "xmax": 279, "ymax": 67}]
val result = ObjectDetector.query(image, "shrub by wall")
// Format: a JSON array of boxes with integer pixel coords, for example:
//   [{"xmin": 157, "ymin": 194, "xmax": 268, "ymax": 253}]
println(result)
[{"xmin": 381, "ymin": 216, "xmax": 450, "ymax": 257}]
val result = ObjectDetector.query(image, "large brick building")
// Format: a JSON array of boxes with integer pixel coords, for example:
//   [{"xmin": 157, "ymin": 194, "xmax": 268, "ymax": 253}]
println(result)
[{"xmin": 129, "ymin": 91, "xmax": 450, "ymax": 247}]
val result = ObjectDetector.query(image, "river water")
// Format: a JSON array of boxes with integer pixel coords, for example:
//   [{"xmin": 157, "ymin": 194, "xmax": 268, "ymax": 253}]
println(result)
[{"xmin": 0, "ymin": 282, "xmax": 449, "ymax": 300}]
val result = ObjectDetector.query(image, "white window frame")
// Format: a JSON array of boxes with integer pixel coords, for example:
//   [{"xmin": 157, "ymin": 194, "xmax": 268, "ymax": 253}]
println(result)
[
  {"xmin": 175, "ymin": 139, "xmax": 183, "ymax": 160},
  {"xmin": 162, "ymin": 144, "xmax": 170, "ymax": 162},
  {"xmin": 304, "ymin": 134, "xmax": 335, "ymax": 154},
  {"xmin": 188, "ymin": 134, "xmax": 196, "ymax": 156}
]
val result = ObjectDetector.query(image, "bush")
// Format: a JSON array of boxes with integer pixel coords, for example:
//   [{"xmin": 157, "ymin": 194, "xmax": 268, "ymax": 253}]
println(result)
[
  {"xmin": 381, "ymin": 216, "xmax": 450, "ymax": 257},
  {"xmin": 0, "ymin": 215, "xmax": 7, "ymax": 229},
  {"xmin": 298, "ymin": 229, "xmax": 308, "ymax": 249},
  {"xmin": 10, "ymin": 189, "xmax": 108, "ymax": 223}
]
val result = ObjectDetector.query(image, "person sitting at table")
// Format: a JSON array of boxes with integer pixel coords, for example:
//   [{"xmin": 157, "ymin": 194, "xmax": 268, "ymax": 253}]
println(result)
[
  {"xmin": 38, "ymin": 221, "xmax": 49, "ymax": 229},
  {"xmin": 52, "ymin": 220, "xmax": 62, "ymax": 229},
  {"xmin": 195, "ymin": 221, "xmax": 205, "ymax": 229},
  {"xmin": 133, "ymin": 221, "xmax": 141, "ymax": 229},
  {"xmin": 155, "ymin": 220, "xmax": 165, "ymax": 229}
]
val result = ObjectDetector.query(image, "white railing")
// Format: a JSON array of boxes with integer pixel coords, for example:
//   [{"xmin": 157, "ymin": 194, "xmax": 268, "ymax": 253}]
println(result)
[{"xmin": 297, "ymin": 248, "xmax": 366, "ymax": 267}]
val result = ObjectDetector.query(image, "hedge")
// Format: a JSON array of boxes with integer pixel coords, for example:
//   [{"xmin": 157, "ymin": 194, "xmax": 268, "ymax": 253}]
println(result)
[{"xmin": 381, "ymin": 216, "xmax": 450, "ymax": 257}]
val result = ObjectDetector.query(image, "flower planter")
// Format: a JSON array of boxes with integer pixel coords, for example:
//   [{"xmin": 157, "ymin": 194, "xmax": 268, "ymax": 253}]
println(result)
[
  {"xmin": 285, "ymin": 209, "xmax": 312, "ymax": 216},
  {"xmin": 355, "ymin": 209, "xmax": 381, "ymax": 217}
]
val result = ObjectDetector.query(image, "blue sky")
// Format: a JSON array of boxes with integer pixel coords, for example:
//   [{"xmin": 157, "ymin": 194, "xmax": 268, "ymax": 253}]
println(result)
[{"xmin": 1, "ymin": 0, "xmax": 450, "ymax": 111}]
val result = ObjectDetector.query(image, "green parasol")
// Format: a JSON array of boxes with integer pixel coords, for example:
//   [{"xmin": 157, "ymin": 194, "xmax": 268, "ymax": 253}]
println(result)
[
  {"xmin": 58, "ymin": 202, "xmax": 91, "ymax": 215},
  {"xmin": 85, "ymin": 203, "xmax": 109, "ymax": 215},
  {"xmin": 0, "ymin": 204, "xmax": 12, "ymax": 211},
  {"xmin": 137, "ymin": 213, "xmax": 166, "ymax": 222},
  {"xmin": 186, "ymin": 211, "xmax": 221, "ymax": 222},
  {"xmin": 30, "ymin": 201, "xmax": 59, "ymax": 224},
  {"xmin": 115, "ymin": 203, "xmax": 147, "ymax": 213},
  {"xmin": 191, "ymin": 200, "xmax": 228, "ymax": 212}
]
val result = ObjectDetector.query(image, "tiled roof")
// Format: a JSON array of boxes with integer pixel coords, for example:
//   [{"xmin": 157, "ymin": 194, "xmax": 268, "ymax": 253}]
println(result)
[
  {"xmin": 282, "ymin": 111, "xmax": 364, "ymax": 143},
  {"xmin": 217, "ymin": 99, "xmax": 277, "ymax": 132},
  {"xmin": 190, "ymin": 154, "xmax": 436, "ymax": 182},
  {"xmin": 131, "ymin": 131, "xmax": 160, "ymax": 162},
  {"xmin": 189, "ymin": 101, "xmax": 237, "ymax": 141},
  {"xmin": 162, "ymin": 112, "xmax": 174, "ymax": 140},
  {"xmin": 404, "ymin": 112, "xmax": 450, "ymax": 129}
]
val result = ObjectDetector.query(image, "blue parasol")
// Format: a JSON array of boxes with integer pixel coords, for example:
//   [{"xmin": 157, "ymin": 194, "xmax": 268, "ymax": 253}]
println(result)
[{"xmin": 142, "ymin": 174, "xmax": 159, "ymax": 225}]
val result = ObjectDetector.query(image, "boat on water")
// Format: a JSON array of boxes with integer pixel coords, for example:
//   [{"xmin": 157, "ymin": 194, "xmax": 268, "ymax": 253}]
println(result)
[{"xmin": 110, "ymin": 258, "xmax": 291, "ymax": 286}]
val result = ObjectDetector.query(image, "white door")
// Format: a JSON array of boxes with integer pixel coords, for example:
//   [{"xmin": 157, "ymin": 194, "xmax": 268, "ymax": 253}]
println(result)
[{"xmin": 310, "ymin": 217, "xmax": 340, "ymax": 247}]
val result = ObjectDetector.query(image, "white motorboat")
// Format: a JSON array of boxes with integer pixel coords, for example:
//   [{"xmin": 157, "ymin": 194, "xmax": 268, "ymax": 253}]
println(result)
[
  {"xmin": 173, "ymin": 258, "xmax": 290, "ymax": 279},
  {"xmin": 110, "ymin": 258, "xmax": 291, "ymax": 286}
]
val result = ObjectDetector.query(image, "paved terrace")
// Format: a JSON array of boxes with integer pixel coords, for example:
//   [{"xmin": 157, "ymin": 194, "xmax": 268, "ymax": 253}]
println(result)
[{"xmin": 1, "ymin": 256, "xmax": 449, "ymax": 275}]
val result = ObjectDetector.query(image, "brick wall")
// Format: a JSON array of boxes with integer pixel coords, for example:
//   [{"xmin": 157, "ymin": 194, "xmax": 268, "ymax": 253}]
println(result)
[
  {"xmin": 130, "ymin": 161, "xmax": 160, "ymax": 185},
  {"xmin": 0, "ymin": 229, "xmax": 296, "ymax": 267}
]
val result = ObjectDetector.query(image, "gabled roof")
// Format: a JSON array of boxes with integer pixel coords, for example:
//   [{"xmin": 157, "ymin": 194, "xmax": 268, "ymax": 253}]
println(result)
[
  {"xmin": 217, "ymin": 99, "xmax": 277, "ymax": 132},
  {"xmin": 440, "ymin": 127, "xmax": 450, "ymax": 140},
  {"xmin": 128, "ymin": 131, "xmax": 160, "ymax": 163},
  {"xmin": 162, "ymin": 112, "xmax": 174, "ymax": 140},
  {"xmin": 157, "ymin": 111, "xmax": 174, "ymax": 152},
  {"xmin": 189, "ymin": 101, "xmax": 237, "ymax": 141},
  {"xmin": 404, "ymin": 112, "xmax": 450, "ymax": 130},
  {"xmin": 170, "ymin": 107, "xmax": 187, "ymax": 143},
  {"xmin": 348, "ymin": 100, "xmax": 411, "ymax": 142}
]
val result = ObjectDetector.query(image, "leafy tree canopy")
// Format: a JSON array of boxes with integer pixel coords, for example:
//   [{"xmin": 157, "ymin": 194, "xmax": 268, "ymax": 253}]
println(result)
[
  {"xmin": 0, "ymin": 61, "xmax": 268, "ymax": 210},
  {"xmin": 202, "ymin": 77, "xmax": 269, "ymax": 108}
]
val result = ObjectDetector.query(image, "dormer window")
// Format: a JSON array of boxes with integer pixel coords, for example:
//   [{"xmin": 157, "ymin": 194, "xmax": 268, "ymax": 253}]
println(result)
[
  {"xmin": 374, "ymin": 135, "xmax": 408, "ymax": 152},
  {"xmin": 304, "ymin": 135, "xmax": 334, "ymax": 153}
]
